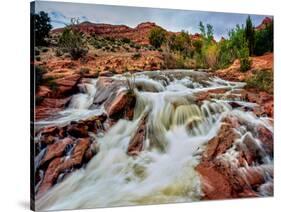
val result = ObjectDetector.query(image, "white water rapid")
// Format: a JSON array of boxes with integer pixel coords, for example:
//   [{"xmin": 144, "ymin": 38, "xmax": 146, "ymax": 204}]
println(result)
[{"xmin": 36, "ymin": 70, "xmax": 273, "ymax": 210}]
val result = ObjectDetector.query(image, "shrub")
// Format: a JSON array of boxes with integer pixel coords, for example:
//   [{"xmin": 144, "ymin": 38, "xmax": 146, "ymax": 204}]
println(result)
[
  {"xmin": 202, "ymin": 44, "xmax": 219, "ymax": 69},
  {"xmin": 217, "ymin": 40, "xmax": 235, "ymax": 69},
  {"xmin": 246, "ymin": 70, "xmax": 273, "ymax": 93},
  {"xmin": 149, "ymin": 27, "xmax": 167, "ymax": 48},
  {"xmin": 169, "ymin": 31, "xmax": 191, "ymax": 55},
  {"xmin": 122, "ymin": 38, "xmax": 131, "ymax": 44},
  {"xmin": 58, "ymin": 19, "xmax": 88, "ymax": 60},
  {"xmin": 238, "ymin": 46, "xmax": 251, "ymax": 72},
  {"xmin": 131, "ymin": 52, "xmax": 141, "ymax": 60}
]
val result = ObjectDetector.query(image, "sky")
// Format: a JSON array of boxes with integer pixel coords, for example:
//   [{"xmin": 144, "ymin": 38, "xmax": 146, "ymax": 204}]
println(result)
[{"xmin": 34, "ymin": 1, "xmax": 272, "ymax": 40}]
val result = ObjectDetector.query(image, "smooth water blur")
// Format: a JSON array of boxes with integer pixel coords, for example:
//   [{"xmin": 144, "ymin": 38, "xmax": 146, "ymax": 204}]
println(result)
[{"xmin": 36, "ymin": 70, "xmax": 273, "ymax": 210}]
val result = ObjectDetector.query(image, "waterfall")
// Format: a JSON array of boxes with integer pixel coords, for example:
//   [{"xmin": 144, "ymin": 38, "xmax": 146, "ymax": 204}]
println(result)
[{"xmin": 36, "ymin": 69, "xmax": 273, "ymax": 210}]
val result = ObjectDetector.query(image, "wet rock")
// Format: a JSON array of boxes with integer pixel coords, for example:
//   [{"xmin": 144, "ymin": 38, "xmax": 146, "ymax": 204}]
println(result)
[
  {"xmin": 81, "ymin": 114, "xmax": 107, "ymax": 133},
  {"xmin": 197, "ymin": 115, "xmax": 273, "ymax": 200},
  {"xmin": 93, "ymin": 77, "xmax": 124, "ymax": 105},
  {"xmin": 128, "ymin": 114, "xmax": 148, "ymax": 156},
  {"xmin": 40, "ymin": 138, "xmax": 73, "ymax": 166},
  {"xmin": 257, "ymin": 126, "xmax": 273, "ymax": 156},
  {"xmin": 246, "ymin": 90, "xmax": 273, "ymax": 117},
  {"xmin": 202, "ymin": 122, "xmax": 238, "ymax": 161},
  {"xmin": 105, "ymin": 91, "xmax": 136, "ymax": 120},
  {"xmin": 67, "ymin": 122, "xmax": 89, "ymax": 138},
  {"xmin": 37, "ymin": 138, "xmax": 91, "ymax": 196},
  {"xmin": 196, "ymin": 161, "xmax": 233, "ymax": 200}
]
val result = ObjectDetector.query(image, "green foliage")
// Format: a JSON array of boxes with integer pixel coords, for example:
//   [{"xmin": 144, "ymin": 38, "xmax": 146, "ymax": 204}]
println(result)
[
  {"xmin": 202, "ymin": 44, "xmax": 219, "ymax": 69},
  {"xmin": 254, "ymin": 21, "xmax": 273, "ymax": 56},
  {"xmin": 32, "ymin": 11, "xmax": 52, "ymax": 46},
  {"xmin": 121, "ymin": 38, "xmax": 131, "ymax": 43},
  {"xmin": 246, "ymin": 70, "xmax": 273, "ymax": 93},
  {"xmin": 217, "ymin": 40, "xmax": 235, "ymax": 69},
  {"xmin": 58, "ymin": 19, "xmax": 88, "ymax": 60},
  {"xmin": 238, "ymin": 46, "xmax": 251, "ymax": 72},
  {"xmin": 245, "ymin": 16, "xmax": 255, "ymax": 55},
  {"xmin": 169, "ymin": 31, "xmax": 191, "ymax": 56},
  {"xmin": 199, "ymin": 21, "xmax": 214, "ymax": 43},
  {"xmin": 149, "ymin": 27, "xmax": 167, "ymax": 48}
]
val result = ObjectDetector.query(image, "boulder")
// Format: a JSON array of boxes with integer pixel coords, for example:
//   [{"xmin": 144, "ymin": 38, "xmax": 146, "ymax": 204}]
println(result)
[
  {"xmin": 40, "ymin": 138, "xmax": 73, "ymax": 166},
  {"xmin": 105, "ymin": 91, "xmax": 136, "ymax": 120},
  {"xmin": 128, "ymin": 114, "xmax": 148, "ymax": 156},
  {"xmin": 37, "ymin": 138, "xmax": 91, "ymax": 196}
]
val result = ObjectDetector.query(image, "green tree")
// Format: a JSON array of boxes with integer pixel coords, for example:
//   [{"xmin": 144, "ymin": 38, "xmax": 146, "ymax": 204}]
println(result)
[
  {"xmin": 149, "ymin": 27, "xmax": 167, "ymax": 48},
  {"xmin": 169, "ymin": 31, "xmax": 191, "ymax": 56},
  {"xmin": 245, "ymin": 16, "xmax": 255, "ymax": 55},
  {"xmin": 206, "ymin": 24, "xmax": 214, "ymax": 42},
  {"xmin": 58, "ymin": 18, "xmax": 88, "ymax": 60},
  {"xmin": 32, "ymin": 11, "xmax": 52, "ymax": 46},
  {"xmin": 199, "ymin": 21, "xmax": 206, "ymax": 37},
  {"xmin": 254, "ymin": 20, "xmax": 273, "ymax": 55}
]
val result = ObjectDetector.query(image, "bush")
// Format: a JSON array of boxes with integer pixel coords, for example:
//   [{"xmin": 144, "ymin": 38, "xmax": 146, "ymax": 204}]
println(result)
[
  {"xmin": 169, "ymin": 31, "xmax": 191, "ymax": 55},
  {"xmin": 217, "ymin": 40, "xmax": 235, "ymax": 69},
  {"xmin": 58, "ymin": 19, "xmax": 88, "ymax": 60},
  {"xmin": 122, "ymin": 38, "xmax": 131, "ymax": 44},
  {"xmin": 246, "ymin": 70, "xmax": 273, "ymax": 93},
  {"xmin": 202, "ymin": 44, "xmax": 219, "ymax": 69},
  {"xmin": 238, "ymin": 46, "xmax": 251, "ymax": 72},
  {"xmin": 149, "ymin": 27, "xmax": 167, "ymax": 48},
  {"xmin": 131, "ymin": 52, "xmax": 141, "ymax": 60}
]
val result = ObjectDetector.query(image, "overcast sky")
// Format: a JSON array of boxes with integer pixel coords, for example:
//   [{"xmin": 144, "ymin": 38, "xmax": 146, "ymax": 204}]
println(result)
[{"xmin": 35, "ymin": 1, "xmax": 272, "ymax": 40}]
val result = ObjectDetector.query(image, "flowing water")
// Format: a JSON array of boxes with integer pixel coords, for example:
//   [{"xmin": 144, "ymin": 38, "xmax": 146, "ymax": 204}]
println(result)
[{"xmin": 35, "ymin": 70, "xmax": 273, "ymax": 210}]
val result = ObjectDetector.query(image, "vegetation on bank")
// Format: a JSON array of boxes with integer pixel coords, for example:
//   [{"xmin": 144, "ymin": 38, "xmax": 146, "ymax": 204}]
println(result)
[
  {"xmin": 147, "ymin": 16, "xmax": 273, "ymax": 72},
  {"xmin": 33, "ymin": 11, "xmax": 273, "ymax": 94},
  {"xmin": 246, "ymin": 70, "xmax": 273, "ymax": 94}
]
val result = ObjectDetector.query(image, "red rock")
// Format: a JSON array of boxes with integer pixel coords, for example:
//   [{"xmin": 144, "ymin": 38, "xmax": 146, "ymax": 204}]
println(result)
[
  {"xmin": 52, "ymin": 21, "xmax": 158, "ymax": 45},
  {"xmin": 105, "ymin": 91, "xmax": 136, "ymax": 120},
  {"xmin": 40, "ymin": 138, "xmax": 73, "ymax": 166},
  {"xmin": 53, "ymin": 74, "xmax": 81, "ymax": 97},
  {"xmin": 67, "ymin": 123, "xmax": 89, "ymax": 138},
  {"xmin": 196, "ymin": 162, "xmax": 233, "ymax": 200},
  {"xmin": 60, "ymin": 138, "xmax": 90, "ymax": 169},
  {"xmin": 257, "ymin": 126, "xmax": 273, "ymax": 155},
  {"xmin": 35, "ymin": 97, "xmax": 71, "ymax": 120},
  {"xmin": 128, "ymin": 114, "xmax": 148, "ymax": 156},
  {"xmin": 37, "ymin": 138, "xmax": 91, "ymax": 196},
  {"xmin": 202, "ymin": 122, "xmax": 237, "ymax": 161},
  {"xmin": 37, "ymin": 86, "xmax": 51, "ymax": 98}
]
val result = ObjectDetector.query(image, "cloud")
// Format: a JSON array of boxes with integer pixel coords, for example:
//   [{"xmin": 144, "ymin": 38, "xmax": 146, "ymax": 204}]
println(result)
[{"xmin": 35, "ymin": 1, "xmax": 272, "ymax": 40}]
